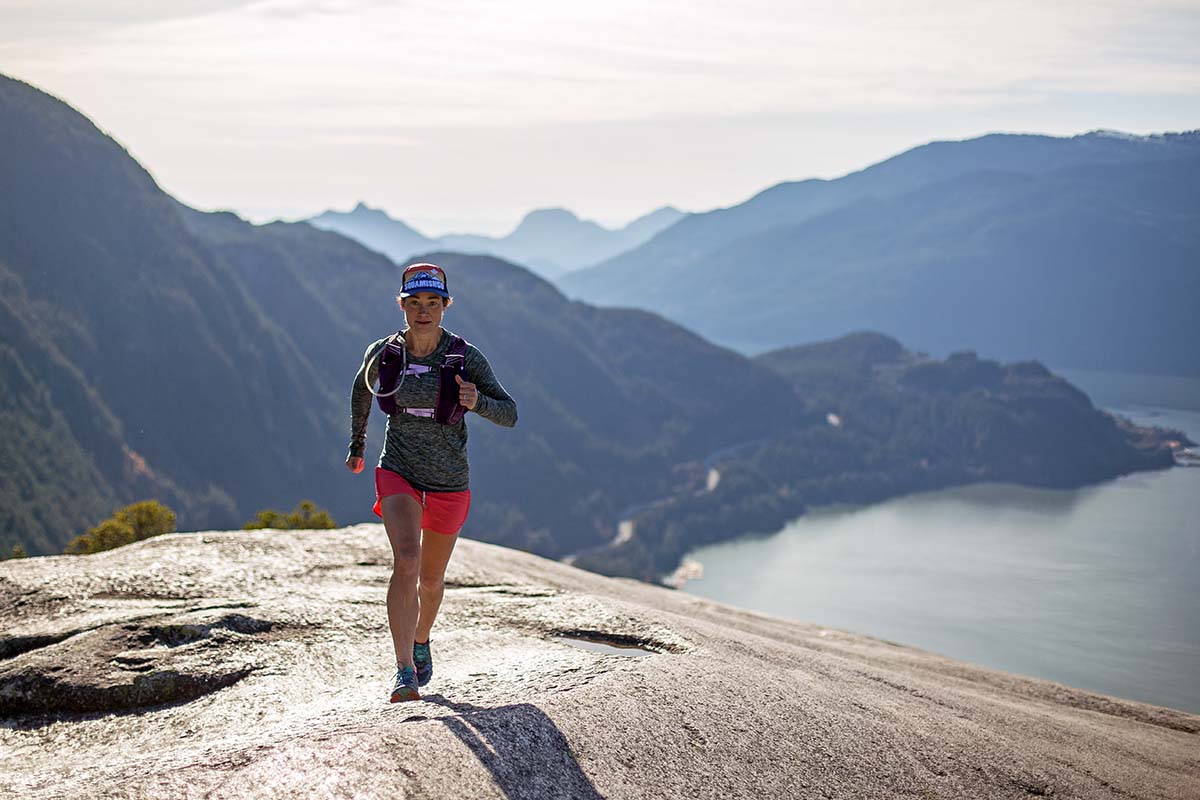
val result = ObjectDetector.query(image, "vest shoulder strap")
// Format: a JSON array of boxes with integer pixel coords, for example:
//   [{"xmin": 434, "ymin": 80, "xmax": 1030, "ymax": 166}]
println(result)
[{"xmin": 442, "ymin": 336, "xmax": 468, "ymax": 370}]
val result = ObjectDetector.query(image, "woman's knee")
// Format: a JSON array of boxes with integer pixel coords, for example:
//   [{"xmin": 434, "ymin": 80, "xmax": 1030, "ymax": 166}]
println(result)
[
  {"xmin": 391, "ymin": 549, "xmax": 420, "ymax": 581},
  {"xmin": 418, "ymin": 572, "xmax": 444, "ymax": 594}
]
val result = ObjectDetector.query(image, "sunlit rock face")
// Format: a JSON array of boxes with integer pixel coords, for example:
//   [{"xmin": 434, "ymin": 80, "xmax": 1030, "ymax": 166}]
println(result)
[{"xmin": 2, "ymin": 527, "xmax": 1197, "ymax": 799}]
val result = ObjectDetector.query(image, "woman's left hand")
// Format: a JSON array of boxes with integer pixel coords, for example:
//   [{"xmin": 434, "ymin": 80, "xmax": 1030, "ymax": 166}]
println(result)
[{"xmin": 455, "ymin": 374, "xmax": 478, "ymax": 410}]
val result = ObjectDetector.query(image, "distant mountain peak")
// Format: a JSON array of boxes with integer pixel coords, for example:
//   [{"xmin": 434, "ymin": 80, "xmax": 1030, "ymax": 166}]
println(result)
[
  {"xmin": 523, "ymin": 207, "xmax": 580, "ymax": 222},
  {"xmin": 306, "ymin": 202, "xmax": 431, "ymax": 258},
  {"xmin": 1088, "ymin": 129, "xmax": 1148, "ymax": 141},
  {"xmin": 343, "ymin": 201, "xmax": 393, "ymax": 219},
  {"xmin": 625, "ymin": 205, "xmax": 683, "ymax": 226},
  {"xmin": 510, "ymin": 207, "xmax": 591, "ymax": 236}
]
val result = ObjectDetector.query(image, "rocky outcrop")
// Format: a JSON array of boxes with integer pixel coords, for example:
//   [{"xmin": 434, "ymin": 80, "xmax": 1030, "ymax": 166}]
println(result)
[{"xmin": 2, "ymin": 527, "xmax": 1197, "ymax": 799}]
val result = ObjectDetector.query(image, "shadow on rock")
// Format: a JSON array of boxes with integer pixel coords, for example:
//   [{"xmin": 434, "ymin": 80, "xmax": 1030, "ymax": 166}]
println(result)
[
  {"xmin": 421, "ymin": 695, "xmax": 604, "ymax": 800},
  {"xmin": 0, "ymin": 611, "xmax": 283, "ymax": 721}
]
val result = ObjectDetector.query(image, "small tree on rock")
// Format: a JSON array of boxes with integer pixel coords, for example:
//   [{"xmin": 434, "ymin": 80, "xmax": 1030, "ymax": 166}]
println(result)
[
  {"xmin": 115, "ymin": 500, "xmax": 177, "ymax": 540},
  {"xmin": 286, "ymin": 500, "xmax": 337, "ymax": 529},
  {"xmin": 65, "ymin": 518, "xmax": 135, "ymax": 555},
  {"xmin": 2, "ymin": 543, "xmax": 29, "ymax": 560},
  {"xmin": 242, "ymin": 509, "xmax": 288, "ymax": 530},
  {"xmin": 64, "ymin": 500, "xmax": 177, "ymax": 555},
  {"xmin": 243, "ymin": 500, "xmax": 336, "ymax": 530}
]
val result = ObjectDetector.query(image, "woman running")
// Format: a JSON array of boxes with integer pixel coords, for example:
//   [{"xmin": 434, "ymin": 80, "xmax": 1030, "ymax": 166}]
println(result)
[{"xmin": 346, "ymin": 263, "xmax": 518, "ymax": 702}]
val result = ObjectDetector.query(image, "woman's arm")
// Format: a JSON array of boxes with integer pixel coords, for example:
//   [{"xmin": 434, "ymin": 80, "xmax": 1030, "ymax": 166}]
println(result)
[
  {"xmin": 348, "ymin": 338, "xmax": 387, "ymax": 459},
  {"xmin": 464, "ymin": 346, "xmax": 518, "ymax": 428}
]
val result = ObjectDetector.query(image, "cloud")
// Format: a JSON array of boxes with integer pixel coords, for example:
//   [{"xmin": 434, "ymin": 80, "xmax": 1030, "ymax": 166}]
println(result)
[
  {"xmin": 0, "ymin": 0, "xmax": 260, "ymax": 43},
  {"xmin": 4, "ymin": 0, "xmax": 1196, "ymax": 131},
  {"xmin": 1, "ymin": 0, "xmax": 1196, "ymax": 229},
  {"xmin": 253, "ymin": 0, "xmax": 399, "ymax": 19}
]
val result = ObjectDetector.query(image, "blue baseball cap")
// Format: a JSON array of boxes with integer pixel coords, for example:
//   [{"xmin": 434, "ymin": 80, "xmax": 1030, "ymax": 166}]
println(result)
[{"xmin": 399, "ymin": 263, "xmax": 450, "ymax": 298}]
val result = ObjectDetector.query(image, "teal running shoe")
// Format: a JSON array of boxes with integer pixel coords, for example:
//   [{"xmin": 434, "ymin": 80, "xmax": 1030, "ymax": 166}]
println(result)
[
  {"xmin": 390, "ymin": 665, "xmax": 420, "ymax": 703},
  {"xmin": 413, "ymin": 640, "xmax": 433, "ymax": 687}
]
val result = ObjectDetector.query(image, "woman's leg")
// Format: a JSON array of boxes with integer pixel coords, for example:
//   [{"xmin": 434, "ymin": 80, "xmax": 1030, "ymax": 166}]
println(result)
[
  {"xmin": 416, "ymin": 529, "xmax": 459, "ymax": 642},
  {"xmin": 380, "ymin": 493, "xmax": 423, "ymax": 668}
]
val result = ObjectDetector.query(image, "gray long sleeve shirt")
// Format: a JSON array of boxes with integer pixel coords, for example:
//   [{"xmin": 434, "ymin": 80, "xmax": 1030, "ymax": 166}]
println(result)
[{"xmin": 349, "ymin": 328, "xmax": 517, "ymax": 491}]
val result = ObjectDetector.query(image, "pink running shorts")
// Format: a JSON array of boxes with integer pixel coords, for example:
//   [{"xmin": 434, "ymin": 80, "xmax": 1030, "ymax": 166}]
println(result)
[{"xmin": 373, "ymin": 467, "xmax": 470, "ymax": 535}]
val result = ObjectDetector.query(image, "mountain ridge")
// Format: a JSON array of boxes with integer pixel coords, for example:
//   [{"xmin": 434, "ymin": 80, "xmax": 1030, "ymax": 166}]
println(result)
[
  {"xmin": 563, "ymin": 129, "xmax": 1200, "ymax": 287},
  {"xmin": 559, "ymin": 130, "xmax": 1200, "ymax": 376},
  {"xmin": 308, "ymin": 202, "xmax": 685, "ymax": 279}
]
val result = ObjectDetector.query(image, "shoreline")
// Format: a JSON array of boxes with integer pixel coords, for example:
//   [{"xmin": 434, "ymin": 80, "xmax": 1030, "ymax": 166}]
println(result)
[
  {"xmin": 661, "ymin": 403, "xmax": 1195, "ymax": 583},
  {"xmin": 676, "ymin": 404, "xmax": 1200, "ymax": 714}
]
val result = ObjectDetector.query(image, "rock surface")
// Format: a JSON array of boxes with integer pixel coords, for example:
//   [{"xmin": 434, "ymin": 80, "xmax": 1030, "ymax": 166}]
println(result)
[{"xmin": 1, "ymin": 527, "xmax": 1197, "ymax": 799}]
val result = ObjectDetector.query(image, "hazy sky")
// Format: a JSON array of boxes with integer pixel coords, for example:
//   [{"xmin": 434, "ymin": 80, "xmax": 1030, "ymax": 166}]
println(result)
[{"xmin": 3, "ymin": 0, "xmax": 1198, "ymax": 235}]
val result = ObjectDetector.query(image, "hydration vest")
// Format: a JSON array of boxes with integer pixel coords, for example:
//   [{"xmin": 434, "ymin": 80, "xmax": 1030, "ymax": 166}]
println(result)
[{"xmin": 373, "ymin": 333, "xmax": 469, "ymax": 425}]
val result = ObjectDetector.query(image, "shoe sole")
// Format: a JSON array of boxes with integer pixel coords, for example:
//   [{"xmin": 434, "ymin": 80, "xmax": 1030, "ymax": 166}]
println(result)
[{"xmin": 390, "ymin": 688, "xmax": 421, "ymax": 703}]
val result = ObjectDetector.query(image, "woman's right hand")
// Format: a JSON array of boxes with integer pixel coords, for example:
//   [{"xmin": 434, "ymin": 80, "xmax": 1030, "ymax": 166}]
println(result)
[{"xmin": 346, "ymin": 456, "xmax": 364, "ymax": 474}]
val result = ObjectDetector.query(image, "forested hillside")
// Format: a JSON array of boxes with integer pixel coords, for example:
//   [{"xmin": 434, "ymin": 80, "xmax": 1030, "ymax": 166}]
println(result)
[{"xmin": 575, "ymin": 333, "xmax": 1186, "ymax": 581}]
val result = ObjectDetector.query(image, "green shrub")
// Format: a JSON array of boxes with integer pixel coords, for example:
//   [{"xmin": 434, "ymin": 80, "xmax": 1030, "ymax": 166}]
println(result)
[
  {"xmin": 2, "ymin": 543, "xmax": 28, "ymax": 560},
  {"xmin": 64, "ymin": 500, "xmax": 176, "ymax": 555},
  {"xmin": 243, "ymin": 509, "xmax": 288, "ymax": 530},
  {"xmin": 65, "ymin": 518, "xmax": 134, "ymax": 555},
  {"xmin": 243, "ymin": 500, "xmax": 337, "ymax": 530},
  {"xmin": 115, "ymin": 500, "xmax": 177, "ymax": 540}
]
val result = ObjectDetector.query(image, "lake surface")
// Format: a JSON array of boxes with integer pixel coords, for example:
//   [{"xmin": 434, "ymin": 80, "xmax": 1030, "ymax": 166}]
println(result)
[{"xmin": 683, "ymin": 404, "xmax": 1200, "ymax": 713}]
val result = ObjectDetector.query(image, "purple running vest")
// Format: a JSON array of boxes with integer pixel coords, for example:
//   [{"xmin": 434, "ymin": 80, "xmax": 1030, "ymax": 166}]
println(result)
[{"xmin": 375, "ymin": 333, "xmax": 468, "ymax": 424}]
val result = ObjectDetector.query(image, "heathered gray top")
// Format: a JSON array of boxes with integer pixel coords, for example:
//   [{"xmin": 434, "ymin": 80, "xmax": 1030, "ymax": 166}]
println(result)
[{"xmin": 348, "ymin": 328, "xmax": 517, "ymax": 491}]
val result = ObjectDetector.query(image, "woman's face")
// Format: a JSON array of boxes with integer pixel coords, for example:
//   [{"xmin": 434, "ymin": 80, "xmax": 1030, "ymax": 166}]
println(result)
[{"xmin": 402, "ymin": 293, "xmax": 447, "ymax": 332}]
